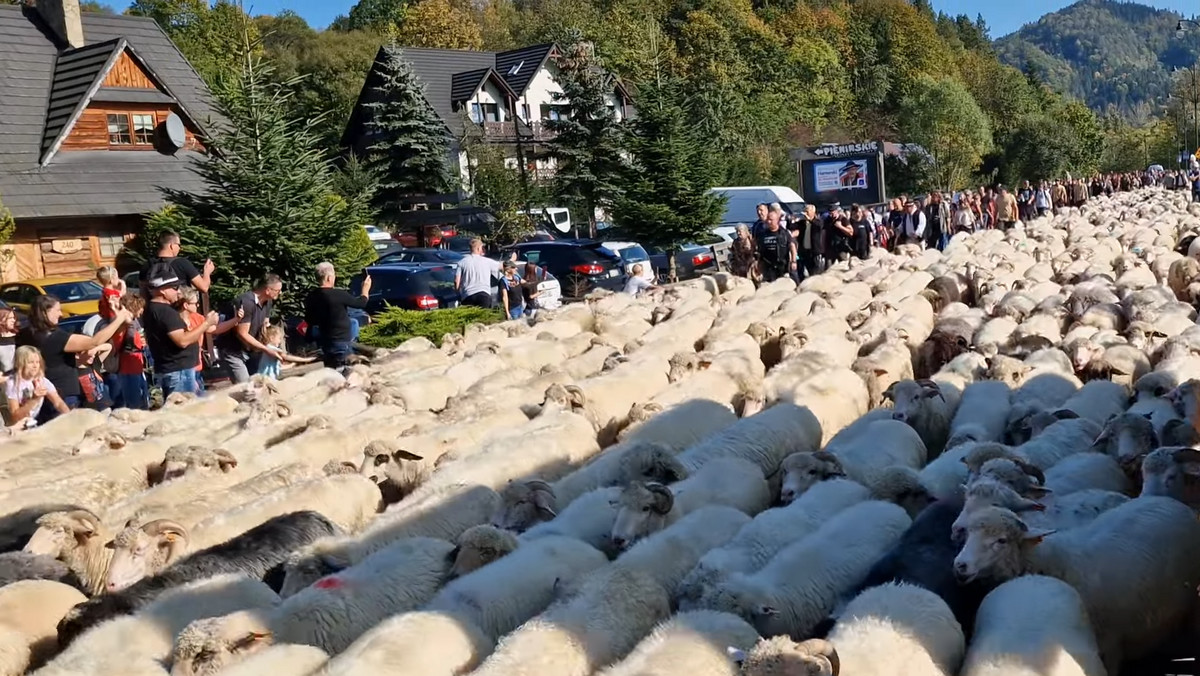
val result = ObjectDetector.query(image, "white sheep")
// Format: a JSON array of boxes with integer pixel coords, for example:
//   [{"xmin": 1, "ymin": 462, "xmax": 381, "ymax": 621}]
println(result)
[
  {"xmin": 778, "ymin": 419, "xmax": 926, "ymax": 502},
  {"xmin": 1013, "ymin": 418, "xmax": 1102, "ymax": 470},
  {"xmin": 885, "ymin": 378, "xmax": 960, "ymax": 458},
  {"xmin": 206, "ymin": 645, "xmax": 328, "ymax": 676},
  {"xmin": 960, "ymin": 575, "xmax": 1105, "ymax": 676},
  {"xmin": 947, "ymin": 381, "xmax": 1012, "ymax": 448},
  {"xmin": 1057, "ymin": 380, "xmax": 1129, "ymax": 425},
  {"xmin": 677, "ymin": 478, "xmax": 870, "ymax": 610},
  {"xmin": 312, "ymin": 610, "xmax": 491, "ymax": 675},
  {"xmin": 611, "ymin": 505, "xmax": 752, "ymax": 598},
  {"xmin": 609, "ymin": 457, "xmax": 770, "ymax": 550},
  {"xmin": 185, "ymin": 474, "xmax": 380, "ymax": 551},
  {"xmin": 470, "ymin": 566, "xmax": 673, "ymax": 676},
  {"xmin": 171, "ymin": 536, "xmax": 456, "ymax": 674},
  {"xmin": 766, "ymin": 367, "xmax": 870, "ymax": 445},
  {"xmin": 521, "ymin": 486, "xmax": 623, "ymax": 555},
  {"xmin": 819, "ymin": 582, "xmax": 965, "ymax": 676},
  {"xmin": 1042, "ymin": 452, "xmax": 1132, "ymax": 495},
  {"xmin": 21, "ymin": 509, "xmax": 112, "ymax": 595},
  {"xmin": 0, "ymin": 580, "xmax": 87, "ymax": 676},
  {"xmin": 616, "ymin": 398, "xmax": 739, "ymax": 452},
  {"xmin": 700, "ymin": 500, "xmax": 911, "ymax": 638},
  {"xmin": 33, "ymin": 574, "xmax": 279, "ymax": 676},
  {"xmin": 676, "ymin": 402, "xmax": 821, "ymax": 477},
  {"xmin": 597, "ymin": 610, "xmax": 759, "ymax": 676},
  {"xmin": 953, "ymin": 497, "xmax": 1200, "ymax": 673},
  {"xmin": 952, "ymin": 480, "xmax": 1129, "ymax": 541},
  {"xmin": 432, "ymin": 535, "xmax": 607, "ymax": 642},
  {"xmin": 278, "ymin": 482, "xmax": 499, "ymax": 596}
]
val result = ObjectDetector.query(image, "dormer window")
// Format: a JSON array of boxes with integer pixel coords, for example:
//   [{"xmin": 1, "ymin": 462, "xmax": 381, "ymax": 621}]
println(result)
[{"xmin": 106, "ymin": 112, "xmax": 156, "ymax": 147}]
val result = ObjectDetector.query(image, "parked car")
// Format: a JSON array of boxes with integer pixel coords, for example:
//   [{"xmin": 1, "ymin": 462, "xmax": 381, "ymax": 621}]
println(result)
[
  {"xmin": 0, "ymin": 277, "xmax": 104, "ymax": 316},
  {"xmin": 59, "ymin": 313, "xmax": 96, "ymax": 335},
  {"xmin": 708, "ymin": 185, "xmax": 807, "ymax": 225},
  {"xmin": 647, "ymin": 236, "xmax": 723, "ymax": 282},
  {"xmin": 519, "ymin": 207, "xmax": 572, "ymax": 234},
  {"xmin": 503, "ymin": 240, "xmax": 625, "ymax": 299},
  {"xmin": 349, "ymin": 263, "xmax": 460, "ymax": 313},
  {"xmin": 601, "ymin": 241, "xmax": 654, "ymax": 281},
  {"xmin": 442, "ymin": 235, "xmax": 475, "ymax": 253},
  {"xmin": 364, "ymin": 225, "xmax": 394, "ymax": 252},
  {"xmin": 377, "ymin": 248, "xmax": 465, "ymax": 266}
]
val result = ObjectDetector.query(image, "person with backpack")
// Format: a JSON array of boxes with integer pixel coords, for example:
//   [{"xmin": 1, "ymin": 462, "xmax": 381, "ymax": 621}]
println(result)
[{"xmin": 753, "ymin": 208, "xmax": 797, "ymax": 283}]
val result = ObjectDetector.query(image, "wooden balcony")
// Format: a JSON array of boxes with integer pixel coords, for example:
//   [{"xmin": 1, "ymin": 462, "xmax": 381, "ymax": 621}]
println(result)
[{"xmin": 481, "ymin": 120, "xmax": 557, "ymax": 142}]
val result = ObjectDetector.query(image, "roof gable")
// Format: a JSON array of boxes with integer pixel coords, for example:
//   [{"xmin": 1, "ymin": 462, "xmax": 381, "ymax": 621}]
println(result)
[
  {"xmin": 450, "ymin": 66, "xmax": 519, "ymax": 105},
  {"xmin": 495, "ymin": 44, "xmax": 556, "ymax": 97}
]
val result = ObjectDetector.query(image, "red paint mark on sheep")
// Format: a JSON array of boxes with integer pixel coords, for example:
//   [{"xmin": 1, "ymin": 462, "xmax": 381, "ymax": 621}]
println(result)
[{"xmin": 314, "ymin": 577, "xmax": 344, "ymax": 590}]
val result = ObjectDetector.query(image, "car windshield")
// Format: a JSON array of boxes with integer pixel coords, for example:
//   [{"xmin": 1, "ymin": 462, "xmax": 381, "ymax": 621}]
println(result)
[
  {"xmin": 425, "ymin": 267, "xmax": 457, "ymax": 293},
  {"xmin": 782, "ymin": 202, "xmax": 806, "ymax": 215},
  {"xmin": 614, "ymin": 245, "xmax": 649, "ymax": 263},
  {"xmin": 43, "ymin": 281, "xmax": 103, "ymax": 302}
]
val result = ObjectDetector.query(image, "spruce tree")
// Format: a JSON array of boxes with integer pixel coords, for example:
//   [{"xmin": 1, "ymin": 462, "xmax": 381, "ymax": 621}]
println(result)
[
  {"xmin": 362, "ymin": 45, "xmax": 452, "ymax": 224},
  {"xmin": 544, "ymin": 32, "xmax": 626, "ymax": 238},
  {"xmin": 146, "ymin": 52, "xmax": 371, "ymax": 314},
  {"xmin": 612, "ymin": 78, "xmax": 725, "ymax": 282}
]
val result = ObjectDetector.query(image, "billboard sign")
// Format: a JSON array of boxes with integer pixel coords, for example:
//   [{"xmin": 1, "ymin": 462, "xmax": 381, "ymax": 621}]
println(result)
[{"xmin": 792, "ymin": 140, "xmax": 886, "ymax": 208}]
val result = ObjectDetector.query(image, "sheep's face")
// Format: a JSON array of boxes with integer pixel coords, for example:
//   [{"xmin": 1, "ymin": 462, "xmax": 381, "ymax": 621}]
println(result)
[
  {"xmin": 23, "ymin": 510, "xmax": 101, "ymax": 558},
  {"xmin": 953, "ymin": 507, "xmax": 1050, "ymax": 584},
  {"xmin": 986, "ymin": 357, "xmax": 1030, "ymax": 388},
  {"xmin": 1167, "ymin": 380, "xmax": 1200, "ymax": 418},
  {"xmin": 885, "ymin": 380, "xmax": 942, "ymax": 426},
  {"xmin": 739, "ymin": 637, "xmax": 839, "ymax": 676},
  {"xmin": 105, "ymin": 520, "xmax": 187, "ymax": 592},
  {"xmin": 450, "ymin": 525, "xmax": 518, "ymax": 578},
  {"xmin": 492, "ymin": 482, "xmax": 557, "ymax": 533},
  {"xmin": 609, "ymin": 482, "xmax": 674, "ymax": 550},
  {"xmin": 616, "ymin": 444, "xmax": 688, "ymax": 486},
  {"xmin": 1161, "ymin": 419, "xmax": 1200, "ymax": 447},
  {"xmin": 667, "ymin": 353, "xmax": 700, "ymax": 383},
  {"xmin": 779, "ymin": 452, "xmax": 844, "ymax": 504},
  {"xmin": 171, "ymin": 611, "xmax": 273, "ymax": 676},
  {"xmin": 952, "ymin": 480, "xmax": 1045, "ymax": 543},
  {"xmin": 1141, "ymin": 448, "xmax": 1200, "ymax": 502},
  {"xmin": 1093, "ymin": 413, "xmax": 1158, "ymax": 463},
  {"xmin": 72, "ymin": 427, "xmax": 127, "ymax": 455},
  {"xmin": 705, "ymin": 578, "xmax": 786, "ymax": 637}
]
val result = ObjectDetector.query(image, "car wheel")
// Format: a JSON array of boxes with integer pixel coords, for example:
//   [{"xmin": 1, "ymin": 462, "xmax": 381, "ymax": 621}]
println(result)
[{"xmin": 565, "ymin": 273, "xmax": 593, "ymax": 300}]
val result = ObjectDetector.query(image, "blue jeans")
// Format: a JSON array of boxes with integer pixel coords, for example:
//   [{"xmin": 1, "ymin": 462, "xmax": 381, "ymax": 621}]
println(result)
[
  {"xmin": 321, "ymin": 342, "xmax": 354, "ymax": 369},
  {"xmin": 159, "ymin": 370, "xmax": 198, "ymax": 398},
  {"xmin": 508, "ymin": 306, "xmax": 525, "ymax": 320},
  {"xmin": 119, "ymin": 373, "xmax": 149, "ymax": 409},
  {"xmin": 103, "ymin": 372, "xmax": 122, "ymax": 409}
]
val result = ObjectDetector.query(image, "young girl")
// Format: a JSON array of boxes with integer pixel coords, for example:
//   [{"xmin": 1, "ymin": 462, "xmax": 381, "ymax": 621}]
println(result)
[
  {"xmin": 0, "ymin": 307, "xmax": 17, "ymax": 374},
  {"xmin": 257, "ymin": 325, "xmax": 315, "ymax": 380},
  {"xmin": 95, "ymin": 265, "xmax": 126, "ymax": 322},
  {"xmin": 178, "ymin": 287, "xmax": 240, "ymax": 393},
  {"xmin": 117, "ymin": 294, "xmax": 149, "ymax": 410},
  {"xmin": 6, "ymin": 346, "xmax": 68, "ymax": 429}
]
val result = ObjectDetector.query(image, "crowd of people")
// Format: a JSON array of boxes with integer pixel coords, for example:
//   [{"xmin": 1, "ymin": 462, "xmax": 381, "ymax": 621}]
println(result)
[
  {"xmin": 0, "ymin": 231, "xmax": 378, "ymax": 431},
  {"xmin": 725, "ymin": 164, "xmax": 1200, "ymax": 287}
]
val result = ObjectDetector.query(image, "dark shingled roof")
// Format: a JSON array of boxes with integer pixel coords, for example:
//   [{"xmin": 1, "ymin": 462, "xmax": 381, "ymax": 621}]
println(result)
[
  {"xmin": 0, "ymin": 4, "xmax": 217, "ymax": 220},
  {"xmin": 493, "ymin": 44, "xmax": 555, "ymax": 96}
]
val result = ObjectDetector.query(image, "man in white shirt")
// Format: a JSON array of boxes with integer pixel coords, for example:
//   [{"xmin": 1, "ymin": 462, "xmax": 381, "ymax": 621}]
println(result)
[
  {"xmin": 454, "ymin": 238, "xmax": 501, "ymax": 308},
  {"xmin": 623, "ymin": 264, "xmax": 658, "ymax": 297},
  {"xmin": 899, "ymin": 199, "xmax": 926, "ymax": 248}
]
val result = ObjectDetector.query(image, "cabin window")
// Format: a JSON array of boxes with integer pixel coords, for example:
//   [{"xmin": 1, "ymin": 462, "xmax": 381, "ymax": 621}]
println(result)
[
  {"xmin": 106, "ymin": 113, "xmax": 131, "ymax": 145},
  {"xmin": 132, "ymin": 114, "xmax": 156, "ymax": 144},
  {"xmin": 107, "ymin": 112, "xmax": 157, "ymax": 147}
]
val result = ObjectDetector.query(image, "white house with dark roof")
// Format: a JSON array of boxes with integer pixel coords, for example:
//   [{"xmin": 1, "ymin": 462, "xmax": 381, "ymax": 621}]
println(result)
[
  {"xmin": 0, "ymin": 0, "xmax": 214, "ymax": 282},
  {"xmin": 342, "ymin": 43, "xmax": 632, "ymax": 191}
]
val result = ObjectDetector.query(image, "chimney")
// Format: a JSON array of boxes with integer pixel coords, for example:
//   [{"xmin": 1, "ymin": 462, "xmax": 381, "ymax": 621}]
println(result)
[{"xmin": 27, "ymin": 0, "xmax": 85, "ymax": 49}]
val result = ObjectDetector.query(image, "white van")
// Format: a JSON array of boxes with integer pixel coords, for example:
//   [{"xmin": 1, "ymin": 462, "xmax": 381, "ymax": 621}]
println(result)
[
  {"xmin": 708, "ymin": 186, "xmax": 806, "ymax": 226},
  {"xmin": 520, "ymin": 207, "xmax": 572, "ymax": 234}
]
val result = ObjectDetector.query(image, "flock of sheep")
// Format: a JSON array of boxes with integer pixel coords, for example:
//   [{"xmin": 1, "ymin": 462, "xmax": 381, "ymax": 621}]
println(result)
[{"xmin": 2, "ymin": 187, "xmax": 1200, "ymax": 675}]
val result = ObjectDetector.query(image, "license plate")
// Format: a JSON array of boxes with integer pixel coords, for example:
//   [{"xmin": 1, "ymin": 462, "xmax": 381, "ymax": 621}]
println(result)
[{"xmin": 607, "ymin": 269, "xmax": 619, "ymax": 278}]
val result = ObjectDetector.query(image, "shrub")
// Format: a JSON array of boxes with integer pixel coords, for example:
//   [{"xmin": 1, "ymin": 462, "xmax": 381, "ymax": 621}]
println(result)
[{"xmin": 359, "ymin": 305, "xmax": 505, "ymax": 348}]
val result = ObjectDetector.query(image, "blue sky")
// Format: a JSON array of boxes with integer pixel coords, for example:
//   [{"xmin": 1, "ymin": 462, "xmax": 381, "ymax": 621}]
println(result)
[{"xmin": 156, "ymin": 0, "xmax": 1200, "ymax": 35}]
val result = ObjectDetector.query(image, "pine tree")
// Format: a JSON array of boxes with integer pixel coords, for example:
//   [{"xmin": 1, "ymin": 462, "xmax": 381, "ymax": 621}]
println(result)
[
  {"xmin": 544, "ymin": 32, "xmax": 626, "ymax": 238},
  {"xmin": 362, "ymin": 45, "xmax": 452, "ymax": 224},
  {"xmin": 612, "ymin": 78, "xmax": 725, "ymax": 282},
  {"xmin": 145, "ymin": 51, "xmax": 371, "ymax": 314}
]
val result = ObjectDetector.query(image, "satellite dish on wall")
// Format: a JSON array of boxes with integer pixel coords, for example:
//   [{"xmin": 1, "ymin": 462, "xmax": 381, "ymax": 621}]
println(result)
[{"xmin": 163, "ymin": 112, "xmax": 187, "ymax": 151}]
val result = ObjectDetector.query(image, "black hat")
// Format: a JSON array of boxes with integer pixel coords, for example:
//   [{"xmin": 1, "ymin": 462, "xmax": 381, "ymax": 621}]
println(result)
[
  {"xmin": 829, "ymin": 202, "xmax": 842, "ymax": 211},
  {"xmin": 147, "ymin": 272, "xmax": 181, "ymax": 290},
  {"xmin": 839, "ymin": 161, "xmax": 861, "ymax": 173}
]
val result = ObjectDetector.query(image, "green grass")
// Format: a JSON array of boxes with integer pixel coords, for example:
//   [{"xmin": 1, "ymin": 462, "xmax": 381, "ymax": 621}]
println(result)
[{"xmin": 358, "ymin": 305, "xmax": 506, "ymax": 348}]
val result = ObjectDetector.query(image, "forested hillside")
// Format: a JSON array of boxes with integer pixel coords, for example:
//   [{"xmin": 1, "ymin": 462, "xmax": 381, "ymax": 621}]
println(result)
[{"xmin": 996, "ymin": 0, "xmax": 1200, "ymax": 117}]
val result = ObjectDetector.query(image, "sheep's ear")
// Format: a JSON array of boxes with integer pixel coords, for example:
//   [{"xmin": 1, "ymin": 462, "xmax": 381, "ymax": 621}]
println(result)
[
  {"xmin": 373, "ymin": 454, "xmax": 390, "ymax": 467},
  {"xmin": 393, "ymin": 450, "xmax": 424, "ymax": 462},
  {"xmin": 532, "ymin": 491, "xmax": 557, "ymax": 519},
  {"xmin": 446, "ymin": 546, "xmax": 460, "ymax": 563},
  {"xmin": 1142, "ymin": 412, "xmax": 1154, "ymax": 420},
  {"xmin": 1022, "ymin": 528, "xmax": 1055, "ymax": 545},
  {"xmin": 103, "ymin": 540, "xmax": 116, "ymax": 550},
  {"xmin": 873, "ymin": 368, "xmax": 889, "ymax": 377},
  {"xmin": 1053, "ymin": 409, "xmax": 1079, "ymax": 420},
  {"xmin": 758, "ymin": 605, "xmax": 779, "ymax": 617}
]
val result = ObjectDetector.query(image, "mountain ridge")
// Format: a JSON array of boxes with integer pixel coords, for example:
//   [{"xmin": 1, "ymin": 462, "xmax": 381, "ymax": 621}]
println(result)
[{"xmin": 995, "ymin": 0, "xmax": 1200, "ymax": 116}]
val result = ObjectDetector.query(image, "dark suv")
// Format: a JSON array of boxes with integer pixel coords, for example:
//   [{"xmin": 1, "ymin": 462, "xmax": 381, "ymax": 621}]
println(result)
[
  {"xmin": 349, "ymin": 263, "xmax": 460, "ymax": 313},
  {"xmin": 504, "ymin": 240, "xmax": 624, "ymax": 299}
]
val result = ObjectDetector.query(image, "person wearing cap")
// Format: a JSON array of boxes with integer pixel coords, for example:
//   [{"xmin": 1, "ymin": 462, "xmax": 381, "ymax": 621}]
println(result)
[
  {"xmin": 753, "ymin": 209, "xmax": 797, "ymax": 283},
  {"xmin": 897, "ymin": 199, "xmax": 926, "ymax": 247},
  {"xmin": 839, "ymin": 161, "xmax": 864, "ymax": 187},
  {"xmin": 823, "ymin": 203, "xmax": 854, "ymax": 261},
  {"xmin": 142, "ymin": 269, "xmax": 219, "ymax": 398}
]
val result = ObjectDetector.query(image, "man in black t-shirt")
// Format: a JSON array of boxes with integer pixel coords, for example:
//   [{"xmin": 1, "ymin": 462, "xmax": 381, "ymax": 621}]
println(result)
[
  {"xmin": 215, "ymin": 274, "xmax": 282, "ymax": 384},
  {"xmin": 753, "ymin": 209, "xmax": 797, "ymax": 283},
  {"xmin": 305, "ymin": 262, "xmax": 371, "ymax": 369},
  {"xmin": 142, "ymin": 270, "xmax": 216, "ymax": 397},
  {"xmin": 139, "ymin": 231, "xmax": 214, "ymax": 299}
]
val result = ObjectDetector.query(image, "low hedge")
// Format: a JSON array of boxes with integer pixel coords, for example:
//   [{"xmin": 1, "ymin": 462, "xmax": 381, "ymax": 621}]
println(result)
[{"xmin": 358, "ymin": 305, "xmax": 506, "ymax": 348}]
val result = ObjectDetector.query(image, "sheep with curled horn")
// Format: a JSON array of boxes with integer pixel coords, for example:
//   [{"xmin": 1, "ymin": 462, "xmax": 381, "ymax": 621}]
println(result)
[{"xmin": 103, "ymin": 519, "xmax": 190, "ymax": 592}]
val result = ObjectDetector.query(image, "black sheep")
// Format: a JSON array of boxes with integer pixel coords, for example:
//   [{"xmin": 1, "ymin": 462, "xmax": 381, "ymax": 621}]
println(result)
[
  {"xmin": 810, "ymin": 499, "xmax": 994, "ymax": 640},
  {"xmin": 57, "ymin": 510, "xmax": 338, "ymax": 648}
]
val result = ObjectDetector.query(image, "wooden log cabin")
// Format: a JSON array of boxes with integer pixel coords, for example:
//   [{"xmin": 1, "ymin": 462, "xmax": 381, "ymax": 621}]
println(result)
[{"xmin": 0, "ymin": 0, "xmax": 214, "ymax": 282}]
